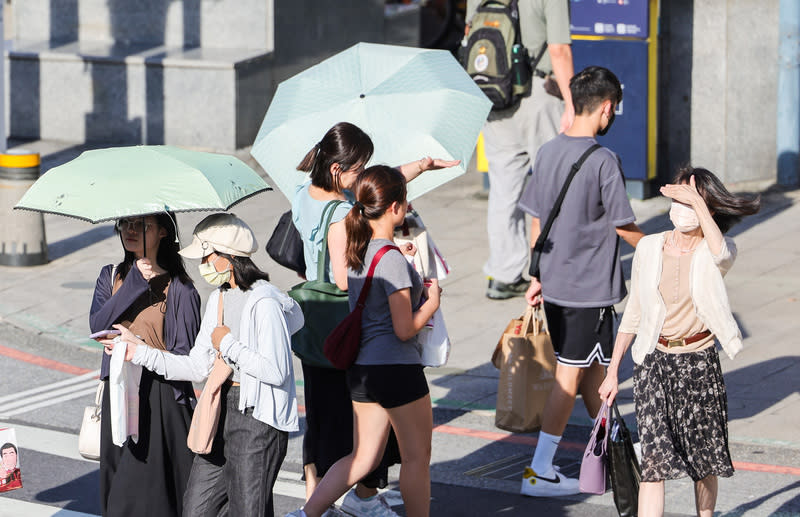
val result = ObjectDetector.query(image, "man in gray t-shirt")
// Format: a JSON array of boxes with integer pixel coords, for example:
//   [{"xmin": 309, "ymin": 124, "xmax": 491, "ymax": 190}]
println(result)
[{"xmin": 515, "ymin": 67, "xmax": 644, "ymax": 498}]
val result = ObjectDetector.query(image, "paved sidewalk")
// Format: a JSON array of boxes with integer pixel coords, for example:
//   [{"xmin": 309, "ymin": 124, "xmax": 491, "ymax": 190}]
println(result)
[{"xmin": 1, "ymin": 139, "xmax": 799, "ymax": 515}]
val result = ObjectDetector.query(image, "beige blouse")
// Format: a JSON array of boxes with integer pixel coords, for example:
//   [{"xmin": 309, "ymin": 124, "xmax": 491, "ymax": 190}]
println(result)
[
  {"xmin": 656, "ymin": 250, "xmax": 714, "ymax": 354},
  {"xmin": 113, "ymin": 272, "xmax": 170, "ymax": 351}
]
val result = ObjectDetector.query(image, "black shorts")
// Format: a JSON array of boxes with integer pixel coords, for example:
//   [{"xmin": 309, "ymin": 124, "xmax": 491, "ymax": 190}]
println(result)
[
  {"xmin": 543, "ymin": 302, "xmax": 614, "ymax": 367},
  {"xmin": 346, "ymin": 364, "xmax": 429, "ymax": 409}
]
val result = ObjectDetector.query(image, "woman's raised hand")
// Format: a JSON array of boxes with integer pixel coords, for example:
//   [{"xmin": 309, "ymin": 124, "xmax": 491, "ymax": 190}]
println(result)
[
  {"xmin": 399, "ymin": 242, "xmax": 417, "ymax": 257},
  {"xmin": 135, "ymin": 257, "xmax": 154, "ymax": 280},
  {"xmin": 660, "ymin": 174, "xmax": 704, "ymax": 209},
  {"xmin": 420, "ymin": 157, "xmax": 460, "ymax": 173}
]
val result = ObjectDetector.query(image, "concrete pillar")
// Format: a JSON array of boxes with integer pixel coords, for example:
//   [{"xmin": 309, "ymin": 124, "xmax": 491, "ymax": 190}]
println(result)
[
  {"xmin": 690, "ymin": 1, "xmax": 779, "ymax": 186},
  {"xmin": 777, "ymin": 0, "xmax": 800, "ymax": 187},
  {"xmin": 0, "ymin": 151, "xmax": 48, "ymax": 266}
]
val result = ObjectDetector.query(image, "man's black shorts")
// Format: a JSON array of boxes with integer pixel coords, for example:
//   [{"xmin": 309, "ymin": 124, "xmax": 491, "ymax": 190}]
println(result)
[{"xmin": 543, "ymin": 302, "xmax": 614, "ymax": 367}]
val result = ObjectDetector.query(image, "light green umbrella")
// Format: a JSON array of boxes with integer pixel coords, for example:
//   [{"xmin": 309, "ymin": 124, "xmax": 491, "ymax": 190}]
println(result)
[
  {"xmin": 251, "ymin": 42, "xmax": 492, "ymax": 201},
  {"xmin": 15, "ymin": 145, "xmax": 271, "ymax": 223}
]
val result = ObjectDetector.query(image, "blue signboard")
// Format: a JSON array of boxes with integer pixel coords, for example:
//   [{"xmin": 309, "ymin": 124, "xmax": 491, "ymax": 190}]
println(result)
[
  {"xmin": 569, "ymin": 0, "xmax": 649, "ymax": 38},
  {"xmin": 572, "ymin": 39, "xmax": 649, "ymax": 180}
]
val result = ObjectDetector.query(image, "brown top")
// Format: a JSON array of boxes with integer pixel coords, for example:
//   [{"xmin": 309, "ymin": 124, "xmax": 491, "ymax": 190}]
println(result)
[
  {"xmin": 113, "ymin": 272, "xmax": 170, "ymax": 351},
  {"xmin": 657, "ymin": 250, "xmax": 714, "ymax": 354}
]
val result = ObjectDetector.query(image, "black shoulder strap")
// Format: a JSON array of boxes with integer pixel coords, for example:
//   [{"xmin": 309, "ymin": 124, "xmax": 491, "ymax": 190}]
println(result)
[{"xmin": 533, "ymin": 144, "xmax": 602, "ymax": 254}]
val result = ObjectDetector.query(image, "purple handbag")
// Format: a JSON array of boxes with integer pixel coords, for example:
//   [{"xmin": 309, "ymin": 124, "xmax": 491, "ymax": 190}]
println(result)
[{"xmin": 579, "ymin": 400, "xmax": 609, "ymax": 494}]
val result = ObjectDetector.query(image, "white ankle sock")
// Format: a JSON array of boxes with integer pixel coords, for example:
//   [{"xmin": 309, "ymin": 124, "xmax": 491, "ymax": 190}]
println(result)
[{"xmin": 530, "ymin": 431, "xmax": 561, "ymax": 475}]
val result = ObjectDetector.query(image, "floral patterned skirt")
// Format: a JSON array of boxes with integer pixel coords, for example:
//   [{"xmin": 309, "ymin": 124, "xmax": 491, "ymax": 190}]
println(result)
[{"xmin": 633, "ymin": 346, "xmax": 735, "ymax": 482}]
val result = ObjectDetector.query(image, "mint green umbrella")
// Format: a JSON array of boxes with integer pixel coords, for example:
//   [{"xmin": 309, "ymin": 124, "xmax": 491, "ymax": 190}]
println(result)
[
  {"xmin": 15, "ymin": 145, "xmax": 271, "ymax": 223},
  {"xmin": 251, "ymin": 42, "xmax": 492, "ymax": 201}
]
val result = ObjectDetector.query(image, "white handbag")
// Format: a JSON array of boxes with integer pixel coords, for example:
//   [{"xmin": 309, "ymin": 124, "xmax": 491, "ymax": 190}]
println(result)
[
  {"xmin": 78, "ymin": 382, "xmax": 103, "ymax": 460},
  {"xmin": 416, "ymin": 308, "xmax": 451, "ymax": 367}
]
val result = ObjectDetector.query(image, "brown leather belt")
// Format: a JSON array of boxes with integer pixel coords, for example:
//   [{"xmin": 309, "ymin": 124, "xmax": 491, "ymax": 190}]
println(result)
[{"xmin": 658, "ymin": 330, "xmax": 712, "ymax": 348}]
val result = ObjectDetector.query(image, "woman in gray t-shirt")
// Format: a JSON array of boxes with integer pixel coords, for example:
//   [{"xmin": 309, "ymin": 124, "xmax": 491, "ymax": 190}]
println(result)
[{"xmin": 291, "ymin": 165, "xmax": 441, "ymax": 517}]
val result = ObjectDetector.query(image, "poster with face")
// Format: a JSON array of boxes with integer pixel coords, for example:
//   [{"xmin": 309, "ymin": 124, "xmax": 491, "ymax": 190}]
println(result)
[{"xmin": 0, "ymin": 428, "xmax": 21, "ymax": 492}]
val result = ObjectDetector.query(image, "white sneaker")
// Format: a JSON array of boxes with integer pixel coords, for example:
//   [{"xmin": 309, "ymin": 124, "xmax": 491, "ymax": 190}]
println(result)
[
  {"xmin": 340, "ymin": 490, "xmax": 400, "ymax": 517},
  {"xmin": 520, "ymin": 467, "xmax": 580, "ymax": 497}
]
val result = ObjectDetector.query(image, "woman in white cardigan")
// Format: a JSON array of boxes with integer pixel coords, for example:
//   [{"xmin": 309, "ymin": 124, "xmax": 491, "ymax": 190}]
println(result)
[
  {"xmin": 599, "ymin": 167, "xmax": 759, "ymax": 517},
  {"xmin": 105, "ymin": 213, "xmax": 304, "ymax": 517}
]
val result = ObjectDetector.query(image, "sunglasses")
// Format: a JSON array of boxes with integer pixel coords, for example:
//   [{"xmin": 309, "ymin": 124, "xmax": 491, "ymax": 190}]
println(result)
[{"xmin": 115, "ymin": 219, "xmax": 154, "ymax": 233}]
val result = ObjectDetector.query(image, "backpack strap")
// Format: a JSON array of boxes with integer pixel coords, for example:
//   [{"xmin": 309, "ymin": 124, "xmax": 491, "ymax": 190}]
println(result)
[
  {"xmin": 315, "ymin": 200, "xmax": 345, "ymax": 283},
  {"xmin": 356, "ymin": 245, "xmax": 399, "ymax": 308},
  {"xmin": 530, "ymin": 144, "xmax": 602, "ymax": 275}
]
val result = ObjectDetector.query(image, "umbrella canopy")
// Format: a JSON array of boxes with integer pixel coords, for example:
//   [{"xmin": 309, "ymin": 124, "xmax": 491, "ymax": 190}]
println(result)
[
  {"xmin": 251, "ymin": 42, "xmax": 492, "ymax": 201},
  {"xmin": 14, "ymin": 145, "xmax": 271, "ymax": 223}
]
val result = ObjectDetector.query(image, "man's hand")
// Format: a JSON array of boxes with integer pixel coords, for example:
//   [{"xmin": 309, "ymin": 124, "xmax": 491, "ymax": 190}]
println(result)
[{"xmin": 525, "ymin": 278, "xmax": 542, "ymax": 306}]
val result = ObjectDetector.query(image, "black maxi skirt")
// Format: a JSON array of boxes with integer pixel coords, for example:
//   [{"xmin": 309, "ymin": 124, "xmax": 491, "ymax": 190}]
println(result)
[
  {"xmin": 99, "ymin": 370, "xmax": 195, "ymax": 517},
  {"xmin": 633, "ymin": 346, "xmax": 735, "ymax": 483}
]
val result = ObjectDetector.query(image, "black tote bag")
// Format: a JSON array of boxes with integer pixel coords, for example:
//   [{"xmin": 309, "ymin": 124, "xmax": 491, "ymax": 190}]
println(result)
[{"xmin": 608, "ymin": 401, "xmax": 641, "ymax": 517}]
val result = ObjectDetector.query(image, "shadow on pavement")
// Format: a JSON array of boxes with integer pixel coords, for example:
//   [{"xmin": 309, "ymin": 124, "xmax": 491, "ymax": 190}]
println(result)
[
  {"xmin": 48, "ymin": 225, "xmax": 116, "ymax": 261},
  {"xmin": 35, "ymin": 468, "xmax": 100, "ymax": 515},
  {"xmin": 720, "ymin": 480, "xmax": 800, "ymax": 516}
]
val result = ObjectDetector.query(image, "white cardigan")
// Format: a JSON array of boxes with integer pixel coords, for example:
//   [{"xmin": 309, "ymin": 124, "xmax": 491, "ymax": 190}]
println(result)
[
  {"xmin": 619, "ymin": 232, "xmax": 743, "ymax": 364},
  {"xmin": 133, "ymin": 280, "xmax": 305, "ymax": 432}
]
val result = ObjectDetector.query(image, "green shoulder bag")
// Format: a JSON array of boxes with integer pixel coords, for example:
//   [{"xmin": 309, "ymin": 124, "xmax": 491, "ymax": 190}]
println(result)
[{"xmin": 288, "ymin": 200, "xmax": 351, "ymax": 368}]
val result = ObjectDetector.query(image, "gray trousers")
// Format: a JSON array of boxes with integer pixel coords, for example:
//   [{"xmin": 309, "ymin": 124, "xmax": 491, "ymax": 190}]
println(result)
[
  {"xmin": 183, "ymin": 385, "xmax": 289, "ymax": 517},
  {"xmin": 482, "ymin": 75, "xmax": 563, "ymax": 283}
]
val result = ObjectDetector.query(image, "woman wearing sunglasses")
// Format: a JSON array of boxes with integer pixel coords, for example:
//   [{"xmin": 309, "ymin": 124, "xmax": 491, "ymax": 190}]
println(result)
[{"xmin": 90, "ymin": 213, "xmax": 201, "ymax": 517}]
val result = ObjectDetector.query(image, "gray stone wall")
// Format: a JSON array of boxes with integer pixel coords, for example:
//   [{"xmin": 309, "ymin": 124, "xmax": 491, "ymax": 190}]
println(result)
[{"xmin": 690, "ymin": 0, "xmax": 779, "ymax": 185}]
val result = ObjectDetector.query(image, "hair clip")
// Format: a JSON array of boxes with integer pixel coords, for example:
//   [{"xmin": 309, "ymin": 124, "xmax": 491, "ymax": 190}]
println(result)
[
  {"xmin": 353, "ymin": 201, "xmax": 365, "ymax": 213},
  {"xmin": 342, "ymin": 189, "xmax": 357, "ymax": 204}
]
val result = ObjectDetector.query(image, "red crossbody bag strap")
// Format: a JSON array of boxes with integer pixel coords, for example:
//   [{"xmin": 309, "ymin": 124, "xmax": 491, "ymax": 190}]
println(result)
[{"xmin": 356, "ymin": 245, "xmax": 399, "ymax": 308}]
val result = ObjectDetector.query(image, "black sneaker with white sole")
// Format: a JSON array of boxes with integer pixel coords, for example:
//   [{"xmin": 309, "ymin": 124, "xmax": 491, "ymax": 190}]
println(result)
[{"xmin": 486, "ymin": 277, "xmax": 529, "ymax": 300}]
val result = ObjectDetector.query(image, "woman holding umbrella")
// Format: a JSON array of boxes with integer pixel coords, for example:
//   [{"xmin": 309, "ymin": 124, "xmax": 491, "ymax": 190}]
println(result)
[
  {"xmin": 292, "ymin": 122, "xmax": 456, "ymax": 516},
  {"xmin": 106, "ymin": 213, "xmax": 304, "ymax": 517},
  {"xmin": 90, "ymin": 212, "xmax": 201, "ymax": 517}
]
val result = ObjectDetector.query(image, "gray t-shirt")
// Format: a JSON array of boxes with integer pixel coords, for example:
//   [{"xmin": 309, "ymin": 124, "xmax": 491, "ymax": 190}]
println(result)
[
  {"xmin": 221, "ymin": 287, "xmax": 249, "ymax": 382},
  {"xmin": 465, "ymin": 0, "xmax": 572, "ymax": 74},
  {"xmin": 292, "ymin": 182, "xmax": 352, "ymax": 282},
  {"xmin": 518, "ymin": 134, "xmax": 636, "ymax": 307},
  {"xmin": 348, "ymin": 239, "xmax": 424, "ymax": 365}
]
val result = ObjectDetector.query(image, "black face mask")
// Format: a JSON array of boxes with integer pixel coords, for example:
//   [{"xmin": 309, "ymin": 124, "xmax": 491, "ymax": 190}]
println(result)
[{"xmin": 597, "ymin": 110, "xmax": 615, "ymax": 136}]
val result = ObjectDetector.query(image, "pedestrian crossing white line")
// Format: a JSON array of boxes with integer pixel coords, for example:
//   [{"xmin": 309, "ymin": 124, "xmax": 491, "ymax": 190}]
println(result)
[
  {"xmin": 0, "ymin": 497, "xmax": 98, "ymax": 517},
  {"xmin": 0, "ymin": 421, "xmax": 93, "ymax": 463},
  {"xmin": 0, "ymin": 370, "xmax": 99, "ymax": 405},
  {"xmin": 0, "ymin": 371, "xmax": 100, "ymax": 418},
  {"xmin": 0, "ymin": 379, "xmax": 98, "ymax": 414}
]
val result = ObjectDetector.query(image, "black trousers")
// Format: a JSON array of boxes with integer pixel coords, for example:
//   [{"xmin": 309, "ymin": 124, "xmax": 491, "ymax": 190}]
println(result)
[
  {"xmin": 182, "ymin": 385, "xmax": 289, "ymax": 517},
  {"xmin": 99, "ymin": 372, "xmax": 194, "ymax": 517}
]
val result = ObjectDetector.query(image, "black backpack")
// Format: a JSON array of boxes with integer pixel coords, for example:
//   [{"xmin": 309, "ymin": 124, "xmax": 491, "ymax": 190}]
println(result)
[{"xmin": 461, "ymin": 0, "xmax": 546, "ymax": 110}]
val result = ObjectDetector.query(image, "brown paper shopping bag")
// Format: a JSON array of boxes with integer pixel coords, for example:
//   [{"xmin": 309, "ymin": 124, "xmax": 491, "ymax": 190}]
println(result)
[{"xmin": 493, "ymin": 305, "xmax": 556, "ymax": 433}]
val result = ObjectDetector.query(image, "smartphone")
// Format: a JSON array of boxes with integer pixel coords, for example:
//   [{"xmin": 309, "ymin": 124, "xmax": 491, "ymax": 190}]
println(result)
[{"xmin": 89, "ymin": 329, "xmax": 122, "ymax": 339}]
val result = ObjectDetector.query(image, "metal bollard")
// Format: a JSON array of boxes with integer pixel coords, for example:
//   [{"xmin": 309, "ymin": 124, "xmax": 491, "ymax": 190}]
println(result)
[{"xmin": 0, "ymin": 151, "xmax": 48, "ymax": 266}]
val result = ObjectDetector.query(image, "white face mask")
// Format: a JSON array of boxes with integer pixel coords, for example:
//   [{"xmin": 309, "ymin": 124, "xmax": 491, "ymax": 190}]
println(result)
[
  {"xmin": 669, "ymin": 201, "xmax": 700, "ymax": 233},
  {"xmin": 198, "ymin": 256, "xmax": 231, "ymax": 287}
]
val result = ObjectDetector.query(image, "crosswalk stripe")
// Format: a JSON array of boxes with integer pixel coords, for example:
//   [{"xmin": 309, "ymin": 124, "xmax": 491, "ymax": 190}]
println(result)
[
  {"xmin": 0, "ymin": 385, "xmax": 98, "ymax": 418},
  {"xmin": 0, "ymin": 379, "xmax": 98, "ymax": 414},
  {"xmin": 0, "ymin": 370, "xmax": 100, "ymax": 405},
  {"xmin": 0, "ymin": 497, "xmax": 98, "ymax": 517}
]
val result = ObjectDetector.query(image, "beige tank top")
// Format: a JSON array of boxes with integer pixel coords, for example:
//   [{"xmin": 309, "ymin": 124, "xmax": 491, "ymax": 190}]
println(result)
[
  {"xmin": 656, "ymin": 251, "xmax": 715, "ymax": 354},
  {"xmin": 112, "ymin": 271, "xmax": 170, "ymax": 351}
]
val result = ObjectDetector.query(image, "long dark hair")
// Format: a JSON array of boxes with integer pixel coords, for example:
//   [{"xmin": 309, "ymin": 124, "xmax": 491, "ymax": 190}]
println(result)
[
  {"xmin": 673, "ymin": 166, "xmax": 761, "ymax": 233},
  {"xmin": 296, "ymin": 122, "xmax": 374, "ymax": 193},
  {"xmin": 344, "ymin": 165, "xmax": 407, "ymax": 272},
  {"xmin": 116, "ymin": 212, "xmax": 192, "ymax": 284},
  {"xmin": 216, "ymin": 253, "xmax": 270, "ymax": 291}
]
